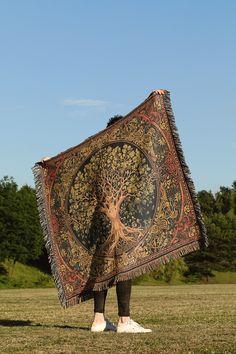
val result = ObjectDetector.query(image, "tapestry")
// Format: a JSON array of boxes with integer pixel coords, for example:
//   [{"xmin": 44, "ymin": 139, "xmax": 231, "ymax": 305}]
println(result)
[{"xmin": 32, "ymin": 91, "xmax": 208, "ymax": 308}]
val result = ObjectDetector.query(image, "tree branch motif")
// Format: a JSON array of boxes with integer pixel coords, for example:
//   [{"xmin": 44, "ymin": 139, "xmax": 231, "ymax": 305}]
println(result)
[
  {"xmin": 68, "ymin": 143, "xmax": 156, "ymax": 253},
  {"xmin": 96, "ymin": 163, "xmax": 155, "ymax": 253}
]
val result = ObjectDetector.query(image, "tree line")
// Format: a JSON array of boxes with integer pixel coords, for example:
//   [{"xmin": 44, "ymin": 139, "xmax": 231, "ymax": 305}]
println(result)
[
  {"xmin": 183, "ymin": 182, "xmax": 236, "ymax": 280},
  {"xmin": 0, "ymin": 176, "xmax": 235, "ymax": 282}
]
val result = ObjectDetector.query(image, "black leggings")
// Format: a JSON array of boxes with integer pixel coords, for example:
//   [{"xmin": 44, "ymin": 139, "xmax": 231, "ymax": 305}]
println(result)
[{"xmin": 93, "ymin": 279, "xmax": 132, "ymax": 316}]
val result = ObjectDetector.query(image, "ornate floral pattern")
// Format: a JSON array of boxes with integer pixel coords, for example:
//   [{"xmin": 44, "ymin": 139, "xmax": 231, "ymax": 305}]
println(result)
[{"xmin": 33, "ymin": 91, "xmax": 207, "ymax": 308}]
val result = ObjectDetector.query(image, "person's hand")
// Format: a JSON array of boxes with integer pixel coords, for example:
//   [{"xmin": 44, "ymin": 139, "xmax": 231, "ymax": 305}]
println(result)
[
  {"xmin": 148, "ymin": 89, "xmax": 167, "ymax": 98},
  {"xmin": 153, "ymin": 89, "xmax": 166, "ymax": 95},
  {"xmin": 40, "ymin": 156, "xmax": 51, "ymax": 162}
]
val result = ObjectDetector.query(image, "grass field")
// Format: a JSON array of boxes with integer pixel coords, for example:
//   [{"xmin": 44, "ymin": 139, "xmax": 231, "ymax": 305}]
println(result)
[
  {"xmin": 0, "ymin": 260, "xmax": 53, "ymax": 289},
  {"xmin": 0, "ymin": 285, "xmax": 235, "ymax": 354}
]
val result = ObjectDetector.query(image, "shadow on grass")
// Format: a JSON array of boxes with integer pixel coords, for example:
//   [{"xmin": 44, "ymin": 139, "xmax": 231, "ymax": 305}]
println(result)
[{"xmin": 0, "ymin": 319, "xmax": 89, "ymax": 331}]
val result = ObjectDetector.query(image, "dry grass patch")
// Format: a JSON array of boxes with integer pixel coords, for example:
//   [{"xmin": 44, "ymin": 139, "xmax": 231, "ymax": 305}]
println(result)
[{"xmin": 0, "ymin": 285, "xmax": 235, "ymax": 353}]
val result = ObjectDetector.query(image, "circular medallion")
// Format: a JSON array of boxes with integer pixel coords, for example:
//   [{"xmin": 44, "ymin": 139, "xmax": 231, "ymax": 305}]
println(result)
[{"xmin": 67, "ymin": 142, "xmax": 158, "ymax": 256}]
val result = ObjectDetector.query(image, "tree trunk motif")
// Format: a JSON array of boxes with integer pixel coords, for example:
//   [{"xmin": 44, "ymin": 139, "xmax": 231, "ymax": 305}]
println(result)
[
  {"xmin": 99, "ymin": 190, "xmax": 143, "ymax": 252},
  {"xmin": 68, "ymin": 143, "xmax": 157, "ymax": 253}
]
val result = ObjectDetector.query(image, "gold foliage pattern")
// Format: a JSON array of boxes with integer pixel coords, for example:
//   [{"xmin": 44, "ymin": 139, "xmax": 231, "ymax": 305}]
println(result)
[{"xmin": 39, "ymin": 93, "xmax": 204, "ymax": 305}]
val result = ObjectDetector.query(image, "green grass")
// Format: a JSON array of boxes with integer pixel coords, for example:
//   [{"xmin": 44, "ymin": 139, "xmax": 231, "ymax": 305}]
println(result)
[
  {"xmin": 0, "ymin": 260, "xmax": 54, "ymax": 289},
  {"xmin": 133, "ymin": 270, "xmax": 236, "ymax": 286},
  {"xmin": 0, "ymin": 285, "xmax": 235, "ymax": 353},
  {"xmin": 209, "ymin": 271, "xmax": 236, "ymax": 284},
  {"xmin": 1, "ymin": 260, "xmax": 236, "ymax": 290}
]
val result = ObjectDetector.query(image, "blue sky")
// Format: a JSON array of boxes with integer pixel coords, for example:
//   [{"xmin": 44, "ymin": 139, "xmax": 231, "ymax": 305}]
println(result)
[{"xmin": 0, "ymin": 1, "xmax": 235, "ymax": 192}]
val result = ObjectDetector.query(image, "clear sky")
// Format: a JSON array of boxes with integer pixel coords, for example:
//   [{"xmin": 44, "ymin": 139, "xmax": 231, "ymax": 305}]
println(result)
[{"xmin": 0, "ymin": 1, "xmax": 235, "ymax": 192}]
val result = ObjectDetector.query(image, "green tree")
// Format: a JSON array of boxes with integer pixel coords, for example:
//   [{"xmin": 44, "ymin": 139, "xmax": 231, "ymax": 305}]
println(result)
[
  {"xmin": 0, "ymin": 176, "xmax": 19, "ymax": 262},
  {"xmin": 232, "ymin": 180, "xmax": 236, "ymax": 214},
  {"xmin": 183, "ymin": 215, "xmax": 215, "ymax": 281},
  {"xmin": 197, "ymin": 190, "xmax": 215, "ymax": 215},
  {"xmin": 16, "ymin": 185, "xmax": 44, "ymax": 262},
  {"xmin": 151, "ymin": 258, "xmax": 189, "ymax": 283},
  {"xmin": 184, "ymin": 183, "xmax": 236, "ymax": 280},
  {"xmin": 0, "ymin": 176, "xmax": 43, "ymax": 266},
  {"xmin": 215, "ymin": 187, "xmax": 232, "ymax": 214},
  {"xmin": 206, "ymin": 213, "xmax": 236, "ymax": 272}
]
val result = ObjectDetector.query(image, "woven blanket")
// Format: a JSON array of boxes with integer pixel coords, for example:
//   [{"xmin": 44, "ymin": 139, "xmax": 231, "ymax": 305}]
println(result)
[{"xmin": 32, "ymin": 91, "xmax": 208, "ymax": 308}]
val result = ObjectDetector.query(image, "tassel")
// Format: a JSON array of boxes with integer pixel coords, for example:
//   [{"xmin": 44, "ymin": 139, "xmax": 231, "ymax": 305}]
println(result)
[
  {"xmin": 32, "ymin": 164, "xmax": 67, "ymax": 308},
  {"xmin": 162, "ymin": 92, "xmax": 209, "ymax": 249}
]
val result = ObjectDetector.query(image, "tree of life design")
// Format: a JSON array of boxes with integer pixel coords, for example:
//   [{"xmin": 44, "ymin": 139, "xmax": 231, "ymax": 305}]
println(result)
[{"xmin": 67, "ymin": 142, "xmax": 158, "ymax": 255}]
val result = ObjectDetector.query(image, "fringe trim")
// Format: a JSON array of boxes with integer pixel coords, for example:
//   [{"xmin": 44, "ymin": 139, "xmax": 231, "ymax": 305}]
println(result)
[
  {"xmin": 31, "ymin": 90, "xmax": 208, "ymax": 309},
  {"xmin": 162, "ymin": 92, "xmax": 209, "ymax": 249},
  {"xmin": 115, "ymin": 240, "xmax": 201, "ymax": 283},
  {"xmin": 32, "ymin": 164, "xmax": 67, "ymax": 308},
  {"xmin": 63, "ymin": 239, "xmax": 201, "ymax": 307}
]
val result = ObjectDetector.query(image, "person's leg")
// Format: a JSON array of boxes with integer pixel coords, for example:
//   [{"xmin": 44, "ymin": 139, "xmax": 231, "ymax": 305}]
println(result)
[
  {"xmin": 93, "ymin": 289, "xmax": 108, "ymax": 324},
  {"xmin": 116, "ymin": 279, "xmax": 152, "ymax": 333},
  {"xmin": 91, "ymin": 289, "xmax": 116, "ymax": 332},
  {"xmin": 116, "ymin": 279, "xmax": 132, "ymax": 323}
]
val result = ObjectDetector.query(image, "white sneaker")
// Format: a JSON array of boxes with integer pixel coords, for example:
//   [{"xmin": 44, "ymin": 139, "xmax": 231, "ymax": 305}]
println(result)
[
  {"xmin": 117, "ymin": 319, "xmax": 152, "ymax": 333},
  {"xmin": 91, "ymin": 319, "xmax": 117, "ymax": 332}
]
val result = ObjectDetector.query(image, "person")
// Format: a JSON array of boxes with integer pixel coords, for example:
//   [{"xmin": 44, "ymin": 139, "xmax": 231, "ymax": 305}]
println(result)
[{"xmin": 41, "ymin": 89, "xmax": 166, "ymax": 333}]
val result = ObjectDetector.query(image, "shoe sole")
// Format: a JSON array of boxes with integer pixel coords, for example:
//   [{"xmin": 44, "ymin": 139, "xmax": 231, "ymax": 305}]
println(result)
[
  {"xmin": 91, "ymin": 327, "xmax": 117, "ymax": 332},
  {"xmin": 117, "ymin": 329, "xmax": 152, "ymax": 333}
]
